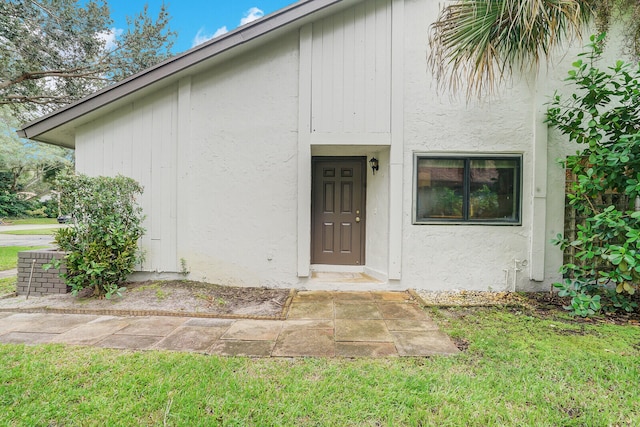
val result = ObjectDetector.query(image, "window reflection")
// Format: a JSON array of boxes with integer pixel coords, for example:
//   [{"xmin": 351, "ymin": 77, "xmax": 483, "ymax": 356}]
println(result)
[{"xmin": 415, "ymin": 156, "xmax": 520, "ymax": 224}]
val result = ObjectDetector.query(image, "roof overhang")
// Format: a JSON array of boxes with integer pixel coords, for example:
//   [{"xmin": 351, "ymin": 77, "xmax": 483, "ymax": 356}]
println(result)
[{"xmin": 18, "ymin": 0, "xmax": 358, "ymax": 147}]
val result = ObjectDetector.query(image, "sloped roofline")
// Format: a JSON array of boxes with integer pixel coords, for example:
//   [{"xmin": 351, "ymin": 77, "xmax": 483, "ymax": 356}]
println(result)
[{"xmin": 18, "ymin": 0, "xmax": 345, "ymax": 143}]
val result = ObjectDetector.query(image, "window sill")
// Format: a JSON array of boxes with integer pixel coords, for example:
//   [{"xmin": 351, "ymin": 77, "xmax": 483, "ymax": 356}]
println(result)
[{"xmin": 414, "ymin": 219, "xmax": 521, "ymax": 226}]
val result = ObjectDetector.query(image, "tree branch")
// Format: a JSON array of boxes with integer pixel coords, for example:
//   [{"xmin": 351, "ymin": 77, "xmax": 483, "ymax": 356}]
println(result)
[
  {"xmin": 0, "ymin": 68, "xmax": 109, "ymax": 90},
  {"xmin": 0, "ymin": 95, "xmax": 75, "ymax": 106}
]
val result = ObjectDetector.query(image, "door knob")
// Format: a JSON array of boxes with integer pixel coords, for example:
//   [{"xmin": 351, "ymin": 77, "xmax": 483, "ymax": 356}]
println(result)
[{"xmin": 355, "ymin": 216, "xmax": 360, "ymax": 223}]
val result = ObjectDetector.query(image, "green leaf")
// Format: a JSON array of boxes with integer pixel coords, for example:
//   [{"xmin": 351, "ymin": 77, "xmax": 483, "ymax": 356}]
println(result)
[
  {"xmin": 623, "ymin": 282, "xmax": 635, "ymax": 295},
  {"xmin": 623, "ymin": 254, "xmax": 636, "ymax": 266},
  {"xmin": 609, "ymin": 253, "xmax": 624, "ymax": 265}
]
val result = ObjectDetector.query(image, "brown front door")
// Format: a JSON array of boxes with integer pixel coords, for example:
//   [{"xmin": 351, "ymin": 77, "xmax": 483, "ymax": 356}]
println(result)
[{"xmin": 311, "ymin": 157, "xmax": 366, "ymax": 265}]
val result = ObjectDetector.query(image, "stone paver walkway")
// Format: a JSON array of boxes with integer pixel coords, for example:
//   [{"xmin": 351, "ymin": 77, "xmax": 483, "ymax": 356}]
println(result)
[{"xmin": 0, "ymin": 291, "xmax": 459, "ymax": 357}]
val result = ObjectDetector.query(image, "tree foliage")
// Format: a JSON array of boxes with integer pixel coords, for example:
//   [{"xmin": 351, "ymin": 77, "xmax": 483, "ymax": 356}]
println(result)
[
  {"xmin": 0, "ymin": 173, "xmax": 37, "ymax": 218},
  {"xmin": 593, "ymin": 0, "xmax": 640, "ymax": 58},
  {"xmin": 0, "ymin": 107, "xmax": 72, "ymax": 194},
  {"xmin": 0, "ymin": 0, "xmax": 176, "ymax": 122},
  {"xmin": 50, "ymin": 174, "xmax": 145, "ymax": 298},
  {"xmin": 428, "ymin": 0, "xmax": 640, "ymax": 98},
  {"xmin": 547, "ymin": 35, "xmax": 640, "ymax": 316}
]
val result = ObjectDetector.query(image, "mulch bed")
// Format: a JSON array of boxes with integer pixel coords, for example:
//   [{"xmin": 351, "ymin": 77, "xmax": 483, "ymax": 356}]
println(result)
[
  {"xmin": 416, "ymin": 290, "xmax": 640, "ymax": 325},
  {"xmin": 0, "ymin": 280, "xmax": 292, "ymax": 319}
]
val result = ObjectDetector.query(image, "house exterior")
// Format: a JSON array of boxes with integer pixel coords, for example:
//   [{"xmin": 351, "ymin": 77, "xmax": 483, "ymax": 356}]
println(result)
[{"xmin": 19, "ymin": 0, "xmax": 585, "ymax": 291}]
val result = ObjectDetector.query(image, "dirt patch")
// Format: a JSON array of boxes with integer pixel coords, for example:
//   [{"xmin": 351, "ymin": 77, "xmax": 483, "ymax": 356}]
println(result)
[
  {"xmin": 0, "ymin": 280, "xmax": 292, "ymax": 318},
  {"xmin": 520, "ymin": 292, "xmax": 640, "ymax": 325},
  {"xmin": 452, "ymin": 337, "xmax": 470, "ymax": 351},
  {"xmin": 416, "ymin": 290, "xmax": 640, "ymax": 325}
]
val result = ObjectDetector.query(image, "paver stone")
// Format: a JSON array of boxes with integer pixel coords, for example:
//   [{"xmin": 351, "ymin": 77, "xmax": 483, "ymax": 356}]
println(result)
[
  {"xmin": 155, "ymin": 325, "xmax": 229, "ymax": 352},
  {"xmin": 335, "ymin": 302, "xmax": 382, "ymax": 319},
  {"xmin": 50, "ymin": 316, "xmax": 130, "ymax": 345},
  {"xmin": 335, "ymin": 319, "xmax": 393, "ymax": 342},
  {"xmin": 287, "ymin": 302, "xmax": 333, "ymax": 320},
  {"xmin": 116, "ymin": 316, "xmax": 187, "ymax": 336},
  {"xmin": 97, "ymin": 334, "xmax": 163, "ymax": 350},
  {"xmin": 391, "ymin": 330, "xmax": 460, "ymax": 356},
  {"xmin": 0, "ymin": 331, "xmax": 58, "ymax": 344},
  {"xmin": 272, "ymin": 328, "xmax": 335, "ymax": 357},
  {"xmin": 335, "ymin": 342, "xmax": 398, "ymax": 358},
  {"xmin": 221, "ymin": 320, "xmax": 282, "ymax": 341},
  {"xmin": 208, "ymin": 340, "xmax": 275, "ymax": 357}
]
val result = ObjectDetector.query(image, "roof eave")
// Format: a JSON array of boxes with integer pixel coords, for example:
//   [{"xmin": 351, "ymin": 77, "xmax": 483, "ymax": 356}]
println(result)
[{"xmin": 19, "ymin": 0, "xmax": 348, "ymax": 145}]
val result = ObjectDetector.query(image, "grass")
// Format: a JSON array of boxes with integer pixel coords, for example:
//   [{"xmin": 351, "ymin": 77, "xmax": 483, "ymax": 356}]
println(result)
[
  {"xmin": 1, "ymin": 218, "xmax": 58, "ymax": 225},
  {"xmin": 0, "ymin": 228, "xmax": 59, "ymax": 235},
  {"xmin": 0, "ymin": 277, "xmax": 16, "ymax": 295},
  {"xmin": 0, "ymin": 307, "xmax": 638, "ymax": 425},
  {"xmin": 0, "ymin": 246, "xmax": 49, "ymax": 270}
]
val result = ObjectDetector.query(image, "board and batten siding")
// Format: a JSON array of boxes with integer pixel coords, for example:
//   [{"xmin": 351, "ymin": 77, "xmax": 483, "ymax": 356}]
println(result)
[
  {"xmin": 75, "ymin": 84, "xmax": 179, "ymax": 273},
  {"xmin": 309, "ymin": 0, "xmax": 392, "ymax": 144}
]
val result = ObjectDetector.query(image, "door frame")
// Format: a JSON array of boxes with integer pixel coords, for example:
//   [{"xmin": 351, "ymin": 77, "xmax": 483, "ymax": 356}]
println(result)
[{"xmin": 310, "ymin": 156, "xmax": 367, "ymax": 266}]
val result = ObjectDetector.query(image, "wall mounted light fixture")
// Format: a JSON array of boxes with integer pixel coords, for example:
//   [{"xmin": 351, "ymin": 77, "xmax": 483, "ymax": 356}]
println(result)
[{"xmin": 369, "ymin": 157, "xmax": 379, "ymax": 175}]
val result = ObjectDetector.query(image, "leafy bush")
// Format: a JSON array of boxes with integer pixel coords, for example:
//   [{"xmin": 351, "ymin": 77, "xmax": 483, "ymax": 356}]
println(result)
[
  {"xmin": 547, "ymin": 34, "xmax": 640, "ymax": 316},
  {"xmin": 25, "ymin": 206, "xmax": 48, "ymax": 217},
  {"xmin": 50, "ymin": 174, "xmax": 145, "ymax": 298},
  {"xmin": 0, "ymin": 192, "xmax": 37, "ymax": 218},
  {"xmin": 39, "ymin": 197, "xmax": 60, "ymax": 218}
]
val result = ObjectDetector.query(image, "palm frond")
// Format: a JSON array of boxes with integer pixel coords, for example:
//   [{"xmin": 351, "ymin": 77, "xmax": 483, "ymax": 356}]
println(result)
[{"xmin": 428, "ymin": 0, "xmax": 595, "ymax": 98}]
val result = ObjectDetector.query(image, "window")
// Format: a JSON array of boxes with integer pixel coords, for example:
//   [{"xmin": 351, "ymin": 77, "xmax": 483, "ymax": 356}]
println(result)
[{"xmin": 414, "ymin": 155, "xmax": 521, "ymax": 224}]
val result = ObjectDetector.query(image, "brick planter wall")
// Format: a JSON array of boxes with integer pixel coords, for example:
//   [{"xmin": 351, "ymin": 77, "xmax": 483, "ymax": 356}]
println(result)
[{"xmin": 17, "ymin": 250, "xmax": 69, "ymax": 296}]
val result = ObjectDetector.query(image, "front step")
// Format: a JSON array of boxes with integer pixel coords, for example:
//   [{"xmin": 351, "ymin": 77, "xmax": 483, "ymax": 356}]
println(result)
[
  {"xmin": 311, "ymin": 271, "xmax": 383, "ymax": 283},
  {"xmin": 301, "ymin": 271, "xmax": 396, "ymax": 291}
]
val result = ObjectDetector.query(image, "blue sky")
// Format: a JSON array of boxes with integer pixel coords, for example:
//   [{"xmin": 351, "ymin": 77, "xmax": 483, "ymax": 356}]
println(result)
[{"xmin": 106, "ymin": 1, "xmax": 297, "ymax": 53}]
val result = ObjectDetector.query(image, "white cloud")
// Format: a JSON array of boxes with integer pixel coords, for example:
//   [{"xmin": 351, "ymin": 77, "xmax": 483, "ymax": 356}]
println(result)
[
  {"xmin": 192, "ymin": 26, "xmax": 228, "ymax": 48},
  {"xmin": 191, "ymin": 6, "xmax": 264, "ymax": 48},
  {"xmin": 192, "ymin": 28, "xmax": 212, "ymax": 47},
  {"xmin": 97, "ymin": 28, "xmax": 123, "ymax": 51},
  {"xmin": 240, "ymin": 7, "xmax": 264, "ymax": 26},
  {"xmin": 213, "ymin": 26, "xmax": 229, "ymax": 38}
]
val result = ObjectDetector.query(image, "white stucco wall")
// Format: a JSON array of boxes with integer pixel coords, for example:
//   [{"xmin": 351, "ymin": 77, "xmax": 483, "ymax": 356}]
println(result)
[
  {"xmin": 398, "ymin": 0, "xmax": 581, "ymax": 291},
  {"xmin": 364, "ymin": 147, "xmax": 391, "ymax": 278},
  {"xmin": 398, "ymin": 0, "xmax": 525, "ymax": 290},
  {"xmin": 71, "ymin": 0, "xmax": 622, "ymax": 291},
  {"xmin": 181, "ymin": 31, "xmax": 302, "ymax": 287}
]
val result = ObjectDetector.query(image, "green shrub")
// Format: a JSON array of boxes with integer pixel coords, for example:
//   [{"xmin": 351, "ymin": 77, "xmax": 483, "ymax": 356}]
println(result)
[
  {"xmin": 50, "ymin": 174, "xmax": 145, "ymax": 298},
  {"xmin": 547, "ymin": 34, "xmax": 640, "ymax": 316},
  {"xmin": 0, "ymin": 193, "xmax": 36, "ymax": 218},
  {"xmin": 25, "ymin": 206, "xmax": 48, "ymax": 217},
  {"xmin": 40, "ymin": 197, "xmax": 60, "ymax": 218}
]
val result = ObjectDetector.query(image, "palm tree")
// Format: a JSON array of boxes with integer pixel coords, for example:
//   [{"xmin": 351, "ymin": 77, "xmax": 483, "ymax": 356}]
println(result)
[{"xmin": 428, "ymin": 0, "xmax": 640, "ymax": 98}]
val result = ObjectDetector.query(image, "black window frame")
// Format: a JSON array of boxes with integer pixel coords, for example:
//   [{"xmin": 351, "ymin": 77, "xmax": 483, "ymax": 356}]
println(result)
[{"xmin": 413, "ymin": 154, "xmax": 522, "ymax": 225}]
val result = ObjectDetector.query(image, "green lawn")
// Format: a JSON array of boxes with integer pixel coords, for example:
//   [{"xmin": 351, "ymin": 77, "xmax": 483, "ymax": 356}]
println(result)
[
  {"xmin": 0, "ymin": 277, "xmax": 16, "ymax": 295},
  {"xmin": 0, "ymin": 246, "xmax": 49, "ymax": 270},
  {"xmin": 0, "ymin": 228, "xmax": 59, "ymax": 235},
  {"xmin": 1, "ymin": 218, "xmax": 58, "ymax": 225},
  {"xmin": 0, "ymin": 307, "xmax": 638, "ymax": 426}
]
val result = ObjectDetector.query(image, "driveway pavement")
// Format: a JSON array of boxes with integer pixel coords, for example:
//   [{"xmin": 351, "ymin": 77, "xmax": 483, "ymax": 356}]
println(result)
[
  {"xmin": 0, "ymin": 224, "xmax": 64, "ymax": 231},
  {"xmin": 0, "ymin": 291, "xmax": 460, "ymax": 358},
  {"xmin": 0, "ymin": 234, "xmax": 56, "ymax": 247},
  {"xmin": 0, "ymin": 269, "xmax": 17, "ymax": 279},
  {"xmin": 0, "ymin": 224, "xmax": 63, "ymax": 247}
]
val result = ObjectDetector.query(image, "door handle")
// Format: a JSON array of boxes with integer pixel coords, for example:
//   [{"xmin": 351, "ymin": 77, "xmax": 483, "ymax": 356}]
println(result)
[{"xmin": 355, "ymin": 216, "xmax": 360, "ymax": 223}]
